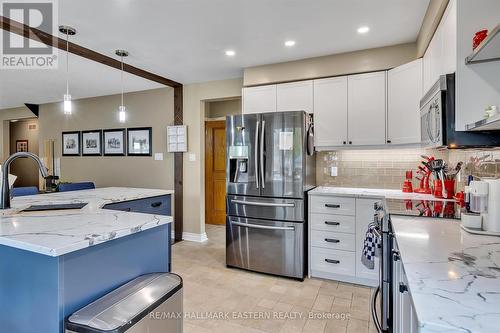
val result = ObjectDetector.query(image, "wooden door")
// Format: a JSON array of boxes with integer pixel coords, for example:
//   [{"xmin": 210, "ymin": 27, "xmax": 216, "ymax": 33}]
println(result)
[{"xmin": 205, "ymin": 121, "xmax": 227, "ymax": 225}]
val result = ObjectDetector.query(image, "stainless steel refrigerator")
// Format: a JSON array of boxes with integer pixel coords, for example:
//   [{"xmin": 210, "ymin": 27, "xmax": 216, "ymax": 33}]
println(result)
[{"xmin": 225, "ymin": 111, "xmax": 316, "ymax": 279}]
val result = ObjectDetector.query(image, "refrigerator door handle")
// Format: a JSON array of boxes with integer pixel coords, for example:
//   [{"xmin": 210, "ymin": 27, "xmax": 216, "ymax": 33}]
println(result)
[
  {"xmin": 255, "ymin": 121, "xmax": 260, "ymax": 189},
  {"xmin": 231, "ymin": 199, "xmax": 295, "ymax": 207},
  {"xmin": 231, "ymin": 221, "xmax": 295, "ymax": 231},
  {"xmin": 260, "ymin": 120, "xmax": 265, "ymax": 188}
]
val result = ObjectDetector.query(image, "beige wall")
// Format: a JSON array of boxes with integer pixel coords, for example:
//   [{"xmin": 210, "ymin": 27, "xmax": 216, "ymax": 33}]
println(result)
[
  {"xmin": 9, "ymin": 118, "xmax": 39, "ymax": 187},
  {"xmin": 243, "ymin": 43, "xmax": 417, "ymax": 86},
  {"xmin": 206, "ymin": 98, "xmax": 241, "ymax": 119},
  {"xmin": 416, "ymin": 0, "xmax": 450, "ymax": 56},
  {"xmin": 183, "ymin": 78, "xmax": 243, "ymax": 236},
  {"xmin": 35, "ymin": 88, "xmax": 174, "ymax": 190}
]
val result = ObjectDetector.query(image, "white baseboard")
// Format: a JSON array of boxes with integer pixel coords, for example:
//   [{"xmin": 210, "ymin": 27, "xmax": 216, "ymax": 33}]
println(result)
[
  {"xmin": 181, "ymin": 232, "xmax": 208, "ymax": 243},
  {"xmin": 170, "ymin": 231, "xmax": 209, "ymax": 243}
]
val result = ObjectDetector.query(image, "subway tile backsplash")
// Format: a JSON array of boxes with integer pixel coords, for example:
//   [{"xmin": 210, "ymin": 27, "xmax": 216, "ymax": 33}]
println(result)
[{"xmin": 317, "ymin": 148, "xmax": 500, "ymax": 190}]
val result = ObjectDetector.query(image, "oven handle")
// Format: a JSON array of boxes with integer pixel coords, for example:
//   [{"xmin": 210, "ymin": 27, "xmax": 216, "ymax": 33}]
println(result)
[
  {"xmin": 371, "ymin": 286, "xmax": 383, "ymax": 333},
  {"xmin": 231, "ymin": 199, "xmax": 295, "ymax": 208},
  {"xmin": 230, "ymin": 221, "xmax": 295, "ymax": 231}
]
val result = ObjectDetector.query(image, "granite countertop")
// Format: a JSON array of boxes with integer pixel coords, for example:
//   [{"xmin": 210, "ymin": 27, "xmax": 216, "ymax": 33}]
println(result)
[
  {"xmin": 0, "ymin": 187, "xmax": 174, "ymax": 257},
  {"xmin": 309, "ymin": 186, "xmax": 449, "ymax": 201},
  {"xmin": 391, "ymin": 216, "xmax": 500, "ymax": 333}
]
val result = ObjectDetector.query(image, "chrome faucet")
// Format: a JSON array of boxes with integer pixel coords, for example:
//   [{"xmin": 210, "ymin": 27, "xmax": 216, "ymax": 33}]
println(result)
[{"xmin": 1, "ymin": 152, "xmax": 49, "ymax": 209}]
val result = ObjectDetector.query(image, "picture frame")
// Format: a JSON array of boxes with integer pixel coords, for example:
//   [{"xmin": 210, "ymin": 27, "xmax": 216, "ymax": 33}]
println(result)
[
  {"xmin": 82, "ymin": 130, "xmax": 103, "ymax": 156},
  {"xmin": 127, "ymin": 127, "xmax": 152, "ymax": 156},
  {"xmin": 16, "ymin": 140, "xmax": 28, "ymax": 153},
  {"xmin": 103, "ymin": 128, "xmax": 126, "ymax": 156},
  {"xmin": 62, "ymin": 131, "xmax": 81, "ymax": 156}
]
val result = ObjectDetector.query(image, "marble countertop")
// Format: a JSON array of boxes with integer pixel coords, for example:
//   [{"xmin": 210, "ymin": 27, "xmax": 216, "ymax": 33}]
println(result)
[
  {"xmin": 0, "ymin": 187, "xmax": 174, "ymax": 257},
  {"xmin": 309, "ymin": 186, "xmax": 449, "ymax": 201},
  {"xmin": 391, "ymin": 216, "xmax": 500, "ymax": 333}
]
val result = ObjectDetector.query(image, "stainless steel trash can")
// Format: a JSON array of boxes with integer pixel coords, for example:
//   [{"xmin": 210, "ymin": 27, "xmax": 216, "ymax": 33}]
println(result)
[{"xmin": 65, "ymin": 273, "xmax": 182, "ymax": 333}]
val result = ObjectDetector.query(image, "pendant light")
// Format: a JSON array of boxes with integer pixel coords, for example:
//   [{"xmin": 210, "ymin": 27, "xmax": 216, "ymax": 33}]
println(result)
[
  {"xmin": 59, "ymin": 25, "xmax": 76, "ymax": 115},
  {"xmin": 115, "ymin": 49, "xmax": 129, "ymax": 123}
]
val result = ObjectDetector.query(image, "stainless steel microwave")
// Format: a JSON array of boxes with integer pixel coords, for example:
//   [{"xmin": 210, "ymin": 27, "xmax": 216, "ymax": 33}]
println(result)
[{"xmin": 420, "ymin": 74, "xmax": 500, "ymax": 149}]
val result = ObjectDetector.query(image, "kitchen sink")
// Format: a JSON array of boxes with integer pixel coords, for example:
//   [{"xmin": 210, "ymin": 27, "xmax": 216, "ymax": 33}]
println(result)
[{"xmin": 21, "ymin": 203, "xmax": 88, "ymax": 212}]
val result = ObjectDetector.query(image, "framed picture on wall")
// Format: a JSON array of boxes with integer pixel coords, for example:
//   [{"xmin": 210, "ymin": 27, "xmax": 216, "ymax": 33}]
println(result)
[
  {"xmin": 103, "ymin": 129, "xmax": 126, "ymax": 156},
  {"xmin": 62, "ymin": 131, "xmax": 81, "ymax": 156},
  {"xmin": 127, "ymin": 127, "xmax": 152, "ymax": 156},
  {"xmin": 82, "ymin": 130, "xmax": 102, "ymax": 156},
  {"xmin": 16, "ymin": 140, "xmax": 28, "ymax": 153}
]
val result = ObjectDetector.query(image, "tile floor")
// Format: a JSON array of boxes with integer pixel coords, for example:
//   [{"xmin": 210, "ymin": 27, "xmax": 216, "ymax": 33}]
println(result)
[{"xmin": 172, "ymin": 225, "xmax": 377, "ymax": 333}]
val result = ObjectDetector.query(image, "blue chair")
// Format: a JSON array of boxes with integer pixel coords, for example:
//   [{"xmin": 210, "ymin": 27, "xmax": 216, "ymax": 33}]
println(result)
[
  {"xmin": 12, "ymin": 186, "xmax": 39, "ymax": 197},
  {"xmin": 58, "ymin": 182, "xmax": 96, "ymax": 192}
]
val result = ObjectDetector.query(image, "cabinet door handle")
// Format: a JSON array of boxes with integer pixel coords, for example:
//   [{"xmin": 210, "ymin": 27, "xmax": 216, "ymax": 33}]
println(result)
[
  {"xmin": 325, "ymin": 204, "xmax": 341, "ymax": 209},
  {"xmin": 325, "ymin": 259, "xmax": 340, "ymax": 264},
  {"xmin": 399, "ymin": 283, "xmax": 408, "ymax": 293},
  {"xmin": 343, "ymin": 141, "xmax": 347, "ymax": 145},
  {"xmin": 392, "ymin": 250, "xmax": 400, "ymax": 262},
  {"xmin": 324, "ymin": 221, "xmax": 340, "ymax": 226},
  {"xmin": 325, "ymin": 238, "xmax": 340, "ymax": 243},
  {"xmin": 387, "ymin": 140, "xmax": 392, "ymax": 144},
  {"xmin": 151, "ymin": 201, "xmax": 163, "ymax": 208},
  {"xmin": 349, "ymin": 141, "xmax": 353, "ymax": 145}
]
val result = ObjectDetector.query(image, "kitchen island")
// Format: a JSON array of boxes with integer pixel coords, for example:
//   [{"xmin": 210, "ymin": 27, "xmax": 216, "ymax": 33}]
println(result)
[
  {"xmin": 392, "ymin": 216, "xmax": 500, "ymax": 333},
  {"xmin": 0, "ymin": 187, "xmax": 173, "ymax": 333}
]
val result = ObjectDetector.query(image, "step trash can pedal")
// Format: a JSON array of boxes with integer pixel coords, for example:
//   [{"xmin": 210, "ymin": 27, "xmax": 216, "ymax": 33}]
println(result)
[{"xmin": 65, "ymin": 273, "xmax": 182, "ymax": 333}]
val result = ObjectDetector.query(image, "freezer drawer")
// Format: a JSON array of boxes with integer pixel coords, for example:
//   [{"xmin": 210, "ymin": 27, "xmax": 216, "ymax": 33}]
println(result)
[
  {"xmin": 227, "ymin": 195, "xmax": 304, "ymax": 222},
  {"xmin": 226, "ymin": 216, "xmax": 304, "ymax": 279}
]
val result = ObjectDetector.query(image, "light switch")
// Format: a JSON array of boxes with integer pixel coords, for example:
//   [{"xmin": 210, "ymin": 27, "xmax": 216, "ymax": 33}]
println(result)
[
  {"xmin": 330, "ymin": 166, "xmax": 338, "ymax": 177},
  {"xmin": 154, "ymin": 153, "xmax": 164, "ymax": 161},
  {"xmin": 188, "ymin": 153, "xmax": 196, "ymax": 162}
]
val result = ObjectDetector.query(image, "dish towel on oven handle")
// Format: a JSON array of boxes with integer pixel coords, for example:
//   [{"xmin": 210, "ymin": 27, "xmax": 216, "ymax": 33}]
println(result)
[{"xmin": 361, "ymin": 222, "xmax": 381, "ymax": 270}]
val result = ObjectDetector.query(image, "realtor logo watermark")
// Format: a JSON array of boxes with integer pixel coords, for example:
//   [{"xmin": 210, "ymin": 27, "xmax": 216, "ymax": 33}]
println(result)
[{"xmin": 1, "ymin": 0, "xmax": 58, "ymax": 69}]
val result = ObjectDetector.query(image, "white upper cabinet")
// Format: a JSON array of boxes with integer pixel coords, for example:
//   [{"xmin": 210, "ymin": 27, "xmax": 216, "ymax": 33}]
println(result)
[
  {"xmin": 313, "ymin": 77, "xmax": 348, "ymax": 146},
  {"xmin": 347, "ymin": 72, "xmax": 387, "ymax": 146},
  {"xmin": 422, "ymin": 0, "xmax": 456, "ymax": 93},
  {"xmin": 440, "ymin": 0, "xmax": 457, "ymax": 75},
  {"xmin": 276, "ymin": 80, "xmax": 314, "ymax": 113},
  {"xmin": 387, "ymin": 59, "xmax": 423, "ymax": 145},
  {"xmin": 242, "ymin": 85, "xmax": 277, "ymax": 114}
]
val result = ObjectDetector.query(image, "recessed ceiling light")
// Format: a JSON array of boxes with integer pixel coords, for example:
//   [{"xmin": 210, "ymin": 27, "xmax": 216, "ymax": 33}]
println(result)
[
  {"xmin": 357, "ymin": 26, "xmax": 370, "ymax": 34},
  {"xmin": 225, "ymin": 50, "xmax": 236, "ymax": 57},
  {"xmin": 284, "ymin": 40, "xmax": 296, "ymax": 47}
]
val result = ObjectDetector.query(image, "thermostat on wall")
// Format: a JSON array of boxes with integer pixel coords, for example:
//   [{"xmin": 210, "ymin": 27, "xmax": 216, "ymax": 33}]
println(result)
[{"xmin": 167, "ymin": 125, "xmax": 188, "ymax": 152}]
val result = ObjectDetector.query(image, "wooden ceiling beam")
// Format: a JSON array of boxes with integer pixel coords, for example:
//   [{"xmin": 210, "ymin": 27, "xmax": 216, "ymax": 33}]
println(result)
[{"xmin": 0, "ymin": 16, "xmax": 182, "ymax": 88}]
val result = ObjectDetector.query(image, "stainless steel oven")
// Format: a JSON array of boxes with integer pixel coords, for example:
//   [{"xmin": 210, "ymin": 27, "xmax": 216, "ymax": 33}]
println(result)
[{"xmin": 420, "ymin": 79, "xmax": 444, "ymax": 148}]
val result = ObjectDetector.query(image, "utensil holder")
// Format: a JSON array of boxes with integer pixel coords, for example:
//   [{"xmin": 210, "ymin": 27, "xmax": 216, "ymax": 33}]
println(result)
[{"xmin": 433, "ymin": 179, "xmax": 455, "ymax": 199}]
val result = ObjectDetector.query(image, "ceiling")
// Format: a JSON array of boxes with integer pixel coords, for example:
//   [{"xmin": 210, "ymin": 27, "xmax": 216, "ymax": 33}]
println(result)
[{"xmin": 0, "ymin": 0, "xmax": 430, "ymax": 109}]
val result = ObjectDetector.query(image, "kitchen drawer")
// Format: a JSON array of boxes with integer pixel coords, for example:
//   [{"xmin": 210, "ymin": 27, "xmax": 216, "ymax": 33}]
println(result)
[
  {"xmin": 103, "ymin": 195, "xmax": 171, "ymax": 216},
  {"xmin": 311, "ymin": 230, "xmax": 355, "ymax": 251},
  {"xmin": 311, "ymin": 247, "xmax": 355, "ymax": 277},
  {"xmin": 310, "ymin": 196, "xmax": 355, "ymax": 215},
  {"xmin": 310, "ymin": 213, "xmax": 355, "ymax": 234}
]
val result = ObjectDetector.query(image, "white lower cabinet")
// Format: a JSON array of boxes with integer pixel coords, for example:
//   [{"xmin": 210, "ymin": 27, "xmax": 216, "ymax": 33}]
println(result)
[
  {"xmin": 309, "ymin": 194, "xmax": 378, "ymax": 286},
  {"xmin": 393, "ymin": 241, "xmax": 419, "ymax": 333}
]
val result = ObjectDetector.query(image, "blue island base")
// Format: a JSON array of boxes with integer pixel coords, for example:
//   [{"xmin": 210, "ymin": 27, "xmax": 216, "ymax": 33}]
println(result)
[{"xmin": 0, "ymin": 224, "xmax": 171, "ymax": 333}]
